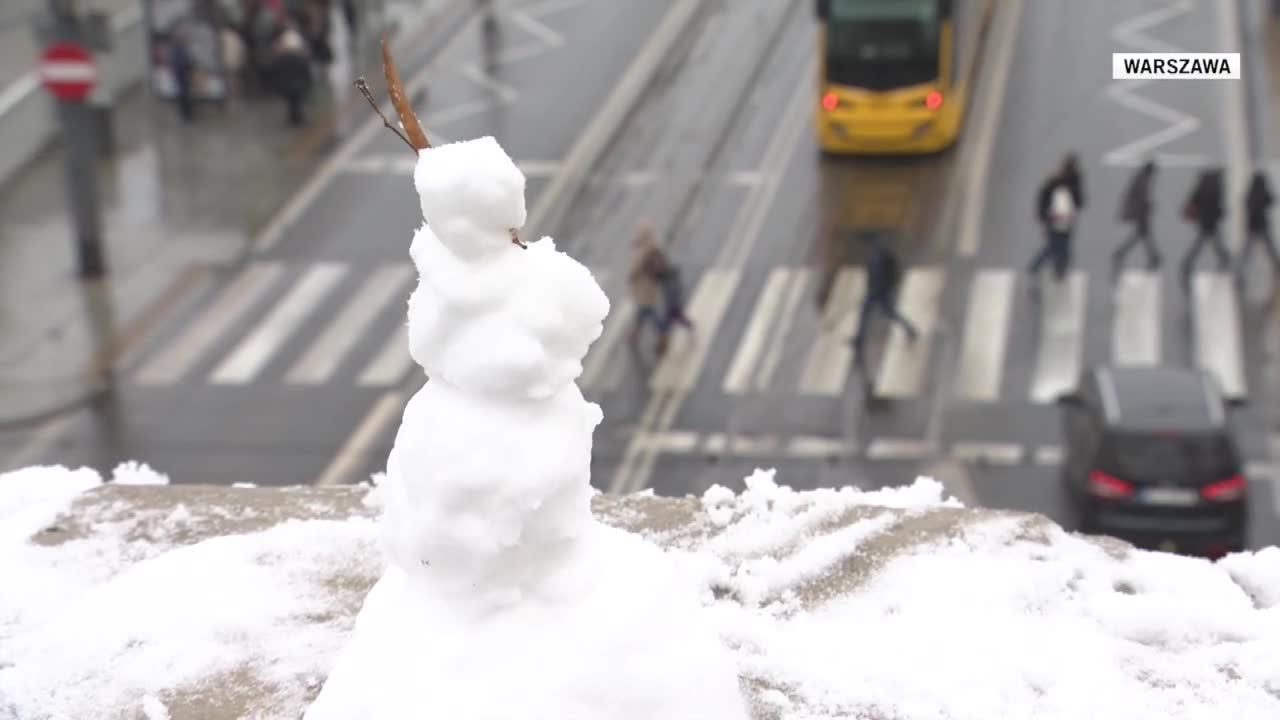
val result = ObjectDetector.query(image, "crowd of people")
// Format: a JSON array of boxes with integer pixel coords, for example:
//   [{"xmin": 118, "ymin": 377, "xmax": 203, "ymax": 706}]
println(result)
[
  {"xmin": 1032, "ymin": 153, "xmax": 1278, "ymax": 292},
  {"xmin": 165, "ymin": 0, "xmax": 355, "ymax": 127}
]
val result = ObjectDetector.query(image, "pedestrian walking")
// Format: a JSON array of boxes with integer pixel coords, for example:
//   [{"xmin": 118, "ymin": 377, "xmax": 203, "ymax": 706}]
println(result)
[
  {"xmin": 649, "ymin": 245, "xmax": 694, "ymax": 355},
  {"xmin": 1237, "ymin": 170, "xmax": 1279, "ymax": 283},
  {"xmin": 167, "ymin": 27, "xmax": 196, "ymax": 122},
  {"xmin": 1179, "ymin": 168, "xmax": 1230, "ymax": 289},
  {"xmin": 269, "ymin": 20, "xmax": 313, "ymax": 127},
  {"xmin": 627, "ymin": 223, "xmax": 670, "ymax": 355},
  {"xmin": 851, "ymin": 234, "xmax": 917, "ymax": 370},
  {"xmin": 1029, "ymin": 153, "xmax": 1085, "ymax": 283},
  {"xmin": 1112, "ymin": 160, "xmax": 1160, "ymax": 273}
]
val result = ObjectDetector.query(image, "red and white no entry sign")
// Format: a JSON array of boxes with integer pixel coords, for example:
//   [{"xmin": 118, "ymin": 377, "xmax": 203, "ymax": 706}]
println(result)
[{"xmin": 39, "ymin": 42, "xmax": 98, "ymax": 102}]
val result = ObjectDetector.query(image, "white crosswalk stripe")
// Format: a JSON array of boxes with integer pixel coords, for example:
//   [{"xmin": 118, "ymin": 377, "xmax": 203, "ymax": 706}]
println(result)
[
  {"xmin": 358, "ymin": 323, "xmax": 414, "ymax": 387},
  {"xmin": 724, "ymin": 268, "xmax": 796, "ymax": 394},
  {"xmin": 1113, "ymin": 269, "xmax": 1161, "ymax": 366},
  {"xmin": 798, "ymin": 267, "xmax": 866, "ymax": 396},
  {"xmin": 135, "ymin": 262, "xmax": 284, "ymax": 385},
  {"xmin": 210, "ymin": 263, "xmax": 348, "ymax": 385},
  {"xmin": 286, "ymin": 264, "xmax": 413, "ymax": 385},
  {"xmin": 1191, "ymin": 271, "xmax": 1247, "ymax": 399},
  {"xmin": 875, "ymin": 267, "xmax": 945, "ymax": 398},
  {"xmin": 1029, "ymin": 271, "xmax": 1088, "ymax": 403},
  {"xmin": 954, "ymin": 269, "xmax": 1014, "ymax": 401}
]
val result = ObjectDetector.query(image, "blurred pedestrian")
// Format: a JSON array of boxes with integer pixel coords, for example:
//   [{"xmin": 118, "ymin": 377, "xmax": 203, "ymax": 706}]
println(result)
[
  {"xmin": 646, "ymin": 241, "xmax": 694, "ymax": 356},
  {"xmin": 627, "ymin": 222, "xmax": 669, "ymax": 355},
  {"xmin": 851, "ymin": 233, "xmax": 916, "ymax": 370},
  {"xmin": 220, "ymin": 25, "xmax": 247, "ymax": 101},
  {"xmin": 1112, "ymin": 160, "xmax": 1159, "ymax": 274},
  {"xmin": 167, "ymin": 27, "xmax": 196, "ymax": 122},
  {"xmin": 1029, "ymin": 153, "xmax": 1084, "ymax": 283},
  {"xmin": 269, "ymin": 20, "xmax": 313, "ymax": 127},
  {"xmin": 1238, "ymin": 170, "xmax": 1279, "ymax": 282},
  {"xmin": 1179, "ymin": 168, "xmax": 1230, "ymax": 289}
]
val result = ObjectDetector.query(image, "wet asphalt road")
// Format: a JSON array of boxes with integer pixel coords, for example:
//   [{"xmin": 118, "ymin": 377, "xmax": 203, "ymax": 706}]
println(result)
[{"xmin": 4, "ymin": 0, "xmax": 1279, "ymax": 549}]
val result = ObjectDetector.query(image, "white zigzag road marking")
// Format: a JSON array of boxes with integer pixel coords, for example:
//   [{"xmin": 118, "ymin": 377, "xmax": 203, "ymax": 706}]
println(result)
[
  {"xmin": 522, "ymin": 0, "xmax": 585, "ymax": 19},
  {"xmin": 1103, "ymin": 0, "xmax": 1206, "ymax": 167},
  {"xmin": 509, "ymin": 9, "xmax": 565, "ymax": 47}
]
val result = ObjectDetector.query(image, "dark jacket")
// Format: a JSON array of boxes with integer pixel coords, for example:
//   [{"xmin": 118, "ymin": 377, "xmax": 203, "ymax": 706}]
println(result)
[
  {"xmin": 1037, "ymin": 170, "xmax": 1084, "ymax": 225},
  {"xmin": 865, "ymin": 241, "xmax": 901, "ymax": 298},
  {"xmin": 1186, "ymin": 172, "xmax": 1225, "ymax": 231},
  {"xmin": 1246, "ymin": 176, "xmax": 1273, "ymax": 232},
  {"xmin": 1119, "ymin": 167, "xmax": 1153, "ymax": 222}
]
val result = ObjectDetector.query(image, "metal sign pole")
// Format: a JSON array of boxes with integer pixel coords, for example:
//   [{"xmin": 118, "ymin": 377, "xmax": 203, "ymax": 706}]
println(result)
[{"xmin": 38, "ymin": 0, "xmax": 108, "ymax": 279}]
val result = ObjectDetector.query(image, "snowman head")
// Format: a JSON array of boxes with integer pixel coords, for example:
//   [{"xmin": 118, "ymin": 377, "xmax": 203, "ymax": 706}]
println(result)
[{"xmin": 413, "ymin": 137, "xmax": 527, "ymax": 260}]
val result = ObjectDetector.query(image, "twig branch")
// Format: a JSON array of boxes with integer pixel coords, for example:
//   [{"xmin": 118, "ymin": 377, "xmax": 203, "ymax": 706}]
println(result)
[
  {"xmin": 382, "ymin": 35, "xmax": 431, "ymax": 151},
  {"xmin": 353, "ymin": 77, "xmax": 417, "ymax": 152}
]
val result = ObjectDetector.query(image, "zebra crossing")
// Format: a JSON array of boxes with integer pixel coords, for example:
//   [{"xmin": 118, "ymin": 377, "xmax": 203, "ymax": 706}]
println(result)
[{"xmin": 124, "ymin": 258, "xmax": 1256, "ymax": 400}]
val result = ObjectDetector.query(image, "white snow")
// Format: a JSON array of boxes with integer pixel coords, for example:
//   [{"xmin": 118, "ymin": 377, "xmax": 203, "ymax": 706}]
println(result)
[
  {"xmin": 0, "ymin": 464, "xmax": 1278, "ymax": 719},
  {"xmin": 0, "ymin": 466, "xmax": 380, "ymax": 720},
  {"xmin": 307, "ymin": 136, "xmax": 749, "ymax": 720},
  {"xmin": 111, "ymin": 460, "xmax": 171, "ymax": 485}
]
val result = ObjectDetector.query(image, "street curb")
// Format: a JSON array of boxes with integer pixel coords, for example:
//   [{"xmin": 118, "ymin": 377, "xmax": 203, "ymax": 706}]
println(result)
[{"xmin": 525, "ymin": 0, "xmax": 711, "ymax": 240}]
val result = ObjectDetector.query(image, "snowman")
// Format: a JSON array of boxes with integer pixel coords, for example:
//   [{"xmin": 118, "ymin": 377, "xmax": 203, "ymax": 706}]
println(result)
[{"xmin": 305, "ymin": 53, "xmax": 749, "ymax": 720}]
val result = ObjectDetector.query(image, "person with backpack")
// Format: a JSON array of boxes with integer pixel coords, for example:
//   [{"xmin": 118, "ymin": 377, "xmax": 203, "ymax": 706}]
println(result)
[
  {"xmin": 1179, "ymin": 168, "xmax": 1230, "ymax": 289},
  {"xmin": 1237, "ymin": 170, "xmax": 1279, "ymax": 284},
  {"xmin": 627, "ymin": 222, "xmax": 671, "ymax": 355},
  {"xmin": 851, "ymin": 233, "xmax": 917, "ymax": 369},
  {"xmin": 1029, "ymin": 153, "xmax": 1084, "ymax": 282},
  {"xmin": 1112, "ymin": 160, "xmax": 1159, "ymax": 274}
]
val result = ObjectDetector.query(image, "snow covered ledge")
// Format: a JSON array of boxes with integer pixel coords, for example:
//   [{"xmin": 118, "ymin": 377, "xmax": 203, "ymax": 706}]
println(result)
[{"xmin": 3, "ymin": 467, "xmax": 1280, "ymax": 719}]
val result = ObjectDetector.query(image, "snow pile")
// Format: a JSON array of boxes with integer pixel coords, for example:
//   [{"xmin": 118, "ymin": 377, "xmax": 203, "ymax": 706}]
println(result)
[
  {"xmin": 1, "ymin": 465, "xmax": 1279, "ymax": 719},
  {"xmin": 693, "ymin": 471, "xmax": 1280, "ymax": 719},
  {"xmin": 305, "ymin": 136, "xmax": 751, "ymax": 720},
  {"xmin": 0, "ymin": 466, "xmax": 380, "ymax": 720}
]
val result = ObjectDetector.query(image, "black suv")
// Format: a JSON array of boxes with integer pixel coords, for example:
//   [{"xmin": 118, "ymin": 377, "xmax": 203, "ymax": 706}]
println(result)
[{"xmin": 1058, "ymin": 366, "xmax": 1248, "ymax": 557}]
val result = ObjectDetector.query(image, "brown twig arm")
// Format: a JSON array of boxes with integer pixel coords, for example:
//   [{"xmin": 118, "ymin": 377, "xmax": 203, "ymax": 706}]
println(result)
[
  {"xmin": 353, "ymin": 77, "xmax": 417, "ymax": 152},
  {"xmin": 382, "ymin": 35, "xmax": 431, "ymax": 151}
]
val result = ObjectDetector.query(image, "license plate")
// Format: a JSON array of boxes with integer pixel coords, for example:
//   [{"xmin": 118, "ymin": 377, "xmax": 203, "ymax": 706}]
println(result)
[{"xmin": 1138, "ymin": 487, "xmax": 1199, "ymax": 506}]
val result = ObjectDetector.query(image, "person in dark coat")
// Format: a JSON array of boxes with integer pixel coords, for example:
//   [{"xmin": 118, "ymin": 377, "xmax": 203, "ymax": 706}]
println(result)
[
  {"xmin": 1112, "ymin": 160, "xmax": 1159, "ymax": 273},
  {"xmin": 1237, "ymin": 170, "xmax": 1279, "ymax": 281},
  {"xmin": 1179, "ymin": 168, "xmax": 1230, "ymax": 288},
  {"xmin": 269, "ymin": 21, "xmax": 313, "ymax": 127},
  {"xmin": 167, "ymin": 28, "xmax": 196, "ymax": 122},
  {"xmin": 852, "ymin": 233, "xmax": 917, "ymax": 369},
  {"xmin": 1029, "ymin": 154, "xmax": 1084, "ymax": 282}
]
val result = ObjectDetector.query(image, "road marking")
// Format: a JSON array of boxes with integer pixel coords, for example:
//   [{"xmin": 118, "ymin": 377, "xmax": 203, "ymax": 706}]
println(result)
[
  {"xmin": 956, "ymin": 0, "xmax": 1023, "ymax": 256},
  {"xmin": 496, "ymin": 42, "xmax": 550, "ymax": 65},
  {"xmin": 509, "ymin": 8, "xmax": 565, "ymax": 47},
  {"xmin": 787, "ymin": 434, "xmax": 858, "ymax": 459},
  {"xmin": 1191, "ymin": 271, "xmax": 1246, "ymax": 399},
  {"xmin": 703, "ymin": 433, "xmax": 779, "ymax": 456},
  {"xmin": 286, "ymin": 265, "xmax": 413, "ymax": 385},
  {"xmin": 651, "ymin": 269, "xmax": 740, "ymax": 391},
  {"xmin": 755, "ymin": 269, "xmax": 810, "ymax": 391},
  {"xmin": 2, "ymin": 412, "xmax": 78, "ymax": 473},
  {"xmin": 613, "ymin": 65, "xmax": 813, "ymax": 495},
  {"xmin": 951, "ymin": 441, "xmax": 1024, "ymax": 465},
  {"xmin": 954, "ymin": 268, "xmax": 1014, "ymax": 401},
  {"xmin": 134, "ymin": 262, "xmax": 284, "ymax": 385},
  {"xmin": 359, "ymin": 324, "xmax": 415, "ymax": 387},
  {"xmin": 726, "ymin": 170, "xmax": 765, "ymax": 187},
  {"xmin": 875, "ymin": 267, "xmax": 945, "ymax": 398},
  {"xmin": 799, "ymin": 267, "xmax": 866, "ymax": 397},
  {"xmin": 210, "ymin": 263, "xmax": 347, "ymax": 385},
  {"xmin": 107, "ymin": 265, "xmax": 214, "ymax": 376},
  {"xmin": 315, "ymin": 391, "xmax": 406, "ymax": 485},
  {"xmin": 865, "ymin": 437, "xmax": 935, "ymax": 461},
  {"xmin": 724, "ymin": 268, "xmax": 793, "ymax": 394},
  {"xmin": 1103, "ymin": 0, "xmax": 1201, "ymax": 166},
  {"xmin": 459, "ymin": 63, "xmax": 520, "ymax": 102},
  {"xmin": 1035, "ymin": 444, "xmax": 1064, "ymax": 466},
  {"xmin": 523, "ymin": 0, "xmax": 585, "ymax": 17},
  {"xmin": 1029, "ymin": 271, "xmax": 1087, "ymax": 403},
  {"xmin": 1113, "ymin": 269, "xmax": 1160, "ymax": 366},
  {"xmin": 1218, "ymin": 0, "xmax": 1249, "ymax": 255}
]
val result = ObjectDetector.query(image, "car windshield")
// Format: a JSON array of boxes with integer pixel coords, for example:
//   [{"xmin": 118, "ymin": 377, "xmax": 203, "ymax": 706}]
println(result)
[
  {"xmin": 825, "ymin": 0, "xmax": 940, "ymax": 90},
  {"xmin": 1106, "ymin": 434, "xmax": 1238, "ymax": 485}
]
